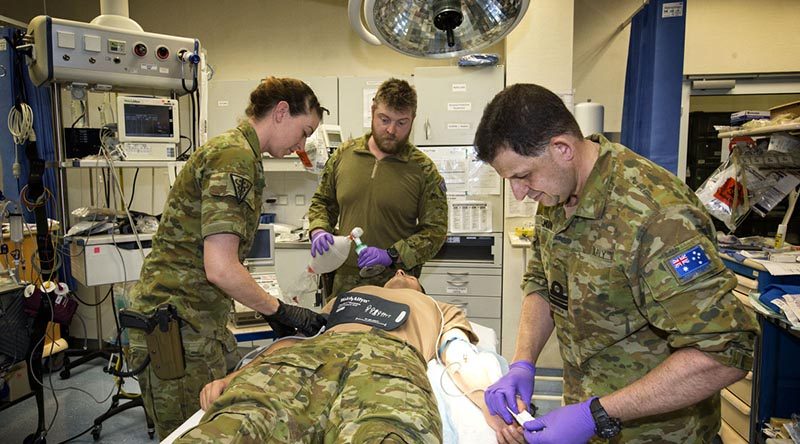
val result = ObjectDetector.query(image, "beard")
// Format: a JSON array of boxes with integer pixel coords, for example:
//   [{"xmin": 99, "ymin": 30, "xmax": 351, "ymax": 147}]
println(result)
[{"xmin": 371, "ymin": 125, "xmax": 409, "ymax": 155}]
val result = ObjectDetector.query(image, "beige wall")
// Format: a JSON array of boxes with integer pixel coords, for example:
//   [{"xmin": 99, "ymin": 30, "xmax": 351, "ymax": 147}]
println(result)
[
  {"xmin": 502, "ymin": 0, "xmax": 574, "ymax": 367},
  {"xmin": 573, "ymin": 0, "xmax": 641, "ymax": 133},
  {"xmin": 5, "ymin": 0, "xmax": 503, "ymax": 79},
  {"xmin": 685, "ymin": 0, "xmax": 800, "ymax": 76}
]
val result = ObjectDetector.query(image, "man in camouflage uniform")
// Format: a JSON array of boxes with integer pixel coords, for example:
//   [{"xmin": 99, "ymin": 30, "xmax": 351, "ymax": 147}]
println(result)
[
  {"xmin": 128, "ymin": 77, "xmax": 328, "ymax": 438},
  {"xmin": 307, "ymin": 78, "xmax": 448, "ymax": 302},
  {"xmin": 173, "ymin": 270, "xmax": 480, "ymax": 443},
  {"xmin": 474, "ymin": 84, "xmax": 759, "ymax": 444}
]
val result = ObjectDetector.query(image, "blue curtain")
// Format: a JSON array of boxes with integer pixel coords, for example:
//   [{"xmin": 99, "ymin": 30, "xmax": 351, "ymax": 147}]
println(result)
[
  {"xmin": 1, "ymin": 26, "xmax": 70, "ymax": 284},
  {"xmin": 1, "ymin": 26, "xmax": 58, "ymax": 222},
  {"xmin": 620, "ymin": 0, "xmax": 687, "ymax": 175}
]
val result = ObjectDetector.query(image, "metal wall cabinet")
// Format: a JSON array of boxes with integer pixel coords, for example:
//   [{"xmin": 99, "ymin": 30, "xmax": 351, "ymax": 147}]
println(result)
[
  {"xmin": 207, "ymin": 76, "xmax": 339, "ymax": 140},
  {"xmin": 337, "ymin": 75, "xmax": 414, "ymax": 142},
  {"xmin": 419, "ymin": 232, "xmax": 504, "ymax": 346},
  {"xmin": 412, "ymin": 65, "xmax": 504, "ymax": 146}
]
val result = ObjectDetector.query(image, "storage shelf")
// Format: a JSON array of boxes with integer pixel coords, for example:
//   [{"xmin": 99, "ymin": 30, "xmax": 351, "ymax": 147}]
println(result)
[
  {"xmin": 717, "ymin": 122, "xmax": 800, "ymax": 138},
  {"xmin": 61, "ymin": 159, "xmax": 186, "ymax": 168}
]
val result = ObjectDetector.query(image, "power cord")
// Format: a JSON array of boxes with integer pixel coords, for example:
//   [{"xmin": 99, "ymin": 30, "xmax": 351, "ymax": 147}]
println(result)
[{"xmin": 7, "ymin": 102, "xmax": 36, "ymax": 179}]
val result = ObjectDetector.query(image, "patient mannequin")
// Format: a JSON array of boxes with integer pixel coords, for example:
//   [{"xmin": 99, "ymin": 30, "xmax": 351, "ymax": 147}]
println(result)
[{"xmin": 175, "ymin": 269, "xmax": 526, "ymax": 443}]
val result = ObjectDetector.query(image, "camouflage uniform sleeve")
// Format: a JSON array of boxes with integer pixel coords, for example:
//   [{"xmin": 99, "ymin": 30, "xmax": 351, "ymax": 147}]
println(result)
[
  {"xmin": 307, "ymin": 144, "xmax": 341, "ymax": 234},
  {"xmin": 393, "ymin": 161, "xmax": 448, "ymax": 269},
  {"xmin": 636, "ymin": 205, "xmax": 759, "ymax": 371},
  {"xmin": 199, "ymin": 145, "xmax": 259, "ymax": 239},
  {"xmin": 522, "ymin": 214, "xmax": 550, "ymax": 297}
]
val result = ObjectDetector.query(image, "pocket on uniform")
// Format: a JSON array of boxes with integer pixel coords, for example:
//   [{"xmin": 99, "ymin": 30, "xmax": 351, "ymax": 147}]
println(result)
[{"xmin": 367, "ymin": 358, "xmax": 432, "ymax": 395}]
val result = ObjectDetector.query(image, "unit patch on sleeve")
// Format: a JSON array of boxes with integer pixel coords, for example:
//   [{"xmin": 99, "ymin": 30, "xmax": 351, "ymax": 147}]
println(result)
[
  {"xmin": 667, "ymin": 244, "xmax": 712, "ymax": 283},
  {"xmin": 229, "ymin": 173, "xmax": 253, "ymax": 204}
]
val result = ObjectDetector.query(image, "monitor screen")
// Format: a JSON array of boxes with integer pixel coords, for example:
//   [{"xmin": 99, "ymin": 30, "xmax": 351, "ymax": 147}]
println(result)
[
  {"xmin": 122, "ymin": 103, "xmax": 175, "ymax": 138},
  {"xmin": 246, "ymin": 224, "xmax": 275, "ymax": 266},
  {"xmin": 116, "ymin": 96, "xmax": 180, "ymax": 144}
]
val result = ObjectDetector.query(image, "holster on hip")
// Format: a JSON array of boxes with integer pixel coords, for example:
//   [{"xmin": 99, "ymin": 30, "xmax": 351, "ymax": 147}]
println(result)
[{"xmin": 119, "ymin": 304, "xmax": 186, "ymax": 380}]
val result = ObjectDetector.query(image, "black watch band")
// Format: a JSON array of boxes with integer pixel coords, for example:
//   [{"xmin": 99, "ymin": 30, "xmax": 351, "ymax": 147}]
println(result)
[
  {"xmin": 589, "ymin": 397, "xmax": 622, "ymax": 439},
  {"xmin": 386, "ymin": 247, "xmax": 400, "ymax": 265}
]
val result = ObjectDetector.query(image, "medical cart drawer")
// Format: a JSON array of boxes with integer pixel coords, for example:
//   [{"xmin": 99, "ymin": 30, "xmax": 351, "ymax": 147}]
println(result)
[
  {"xmin": 430, "ymin": 295, "xmax": 501, "ymax": 318},
  {"xmin": 419, "ymin": 272, "xmax": 501, "ymax": 297},
  {"xmin": 721, "ymin": 388, "xmax": 751, "ymax": 440},
  {"xmin": 470, "ymin": 317, "xmax": 501, "ymax": 340},
  {"xmin": 719, "ymin": 420, "xmax": 747, "ymax": 444},
  {"xmin": 726, "ymin": 372, "xmax": 752, "ymax": 406}
]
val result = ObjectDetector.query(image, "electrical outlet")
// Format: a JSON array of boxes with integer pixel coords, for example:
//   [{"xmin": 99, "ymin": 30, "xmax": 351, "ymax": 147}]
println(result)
[
  {"xmin": 277, "ymin": 195, "xmax": 289, "ymax": 205},
  {"xmin": 295, "ymin": 195, "xmax": 306, "ymax": 206}
]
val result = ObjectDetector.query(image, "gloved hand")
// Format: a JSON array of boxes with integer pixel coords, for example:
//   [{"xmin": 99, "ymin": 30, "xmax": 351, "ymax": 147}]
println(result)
[
  {"xmin": 522, "ymin": 398, "xmax": 596, "ymax": 444},
  {"xmin": 262, "ymin": 300, "xmax": 327, "ymax": 337},
  {"xmin": 310, "ymin": 230, "xmax": 334, "ymax": 257},
  {"xmin": 484, "ymin": 360, "xmax": 536, "ymax": 424},
  {"xmin": 357, "ymin": 246, "xmax": 393, "ymax": 268}
]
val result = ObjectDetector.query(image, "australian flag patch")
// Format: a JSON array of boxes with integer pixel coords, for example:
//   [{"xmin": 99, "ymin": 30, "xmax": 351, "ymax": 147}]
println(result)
[{"xmin": 667, "ymin": 244, "xmax": 712, "ymax": 283}]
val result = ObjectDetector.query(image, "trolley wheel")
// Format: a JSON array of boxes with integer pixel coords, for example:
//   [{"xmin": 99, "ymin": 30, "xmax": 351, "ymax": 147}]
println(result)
[
  {"xmin": 59, "ymin": 368, "xmax": 70, "ymax": 379},
  {"xmin": 148, "ymin": 430, "xmax": 155, "ymax": 439},
  {"xmin": 91, "ymin": 424, "xmax": 102, "ymax": 441}
]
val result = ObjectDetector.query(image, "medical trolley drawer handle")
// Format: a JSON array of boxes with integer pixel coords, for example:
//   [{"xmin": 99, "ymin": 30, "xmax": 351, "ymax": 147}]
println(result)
[
  {"xmin": 424, "ymin": 118, "xmax": 431, "ymax": 140},
  {"xmin": 446, "ymin": 280, "xmax": 469, "ymax": 286},
  {"xmin": 447, "ymin": 271, "xmax": 469, "ymax": 276}
]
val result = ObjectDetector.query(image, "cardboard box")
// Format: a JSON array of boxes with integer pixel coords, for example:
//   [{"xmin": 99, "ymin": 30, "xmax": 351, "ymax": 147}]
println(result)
[
  {"xmin": 769, "ymin": 100, "xmax": 800, "ymax": 119},
  {"xmin": 0, "ymin": 360, "xmax": 30, "ymax": 403},
  {"xmin": 730, "ymin": 110, "xmax": 770, "ymax": 126}
]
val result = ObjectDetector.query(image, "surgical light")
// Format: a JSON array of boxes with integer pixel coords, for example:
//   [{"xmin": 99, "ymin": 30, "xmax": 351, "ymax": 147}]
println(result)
[{"xmin": 349, "ymin": 0, "xmax": 530, "ymax": 59}]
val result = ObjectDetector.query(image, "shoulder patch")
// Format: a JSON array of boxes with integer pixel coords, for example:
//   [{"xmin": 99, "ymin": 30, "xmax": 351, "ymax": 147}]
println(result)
[
  {"xmin": 666, "ymin": 244, "xmax": 712, "ymax": 283},
  {"xmin": 229, "ymin": 173, "xmax": 253, "ymax": 204},
  {"xmin": 439, "ymin": 180, "xmax": 447, "ymax": 194}
]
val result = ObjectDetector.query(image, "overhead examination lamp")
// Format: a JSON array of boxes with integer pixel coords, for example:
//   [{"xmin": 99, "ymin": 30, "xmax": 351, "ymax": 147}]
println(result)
[{"xmin": 348, "ymin": 0, "xmax": 530, "ymax": 59}]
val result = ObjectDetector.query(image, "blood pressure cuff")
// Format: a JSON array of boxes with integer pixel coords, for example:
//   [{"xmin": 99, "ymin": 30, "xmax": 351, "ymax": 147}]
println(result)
[{"xmin": 326, "ymin": 292, "xmax": 410, "ymax": 331}]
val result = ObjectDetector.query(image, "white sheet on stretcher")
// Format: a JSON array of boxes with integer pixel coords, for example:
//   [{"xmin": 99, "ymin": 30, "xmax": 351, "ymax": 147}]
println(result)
[{"xmin": 163, "ymin": 323, "xmax": 502, "ymax": 444}]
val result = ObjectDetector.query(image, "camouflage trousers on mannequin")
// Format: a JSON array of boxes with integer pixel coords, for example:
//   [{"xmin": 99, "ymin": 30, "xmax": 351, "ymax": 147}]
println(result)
[
  {"xmin": 175, "ymin": 329, "xmax": 442, "ymax": 443},
  {"xmin": 128, "ymin": 328, "xmax": 240, "ymax": 439}
]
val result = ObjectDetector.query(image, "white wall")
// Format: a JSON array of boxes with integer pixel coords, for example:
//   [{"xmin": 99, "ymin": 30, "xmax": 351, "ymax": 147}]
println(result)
[
  {"xmin": 5, "ymin": 0, "xmax": 504, "ymax": 79},
  {"xmin": 573, "ymin": 0, "xmax": 641, "ymax": 133},
  {"xmin": 502, "ymin": 0, "xmax": 574, "ymax": 367},
  {"xmin": 685, "ymin": 0, "xmax": 800, "ymax": 76}
]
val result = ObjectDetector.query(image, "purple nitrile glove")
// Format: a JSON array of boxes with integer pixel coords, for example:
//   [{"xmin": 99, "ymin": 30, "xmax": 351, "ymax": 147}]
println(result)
[
  {"xmin": 523, "ymin": 398, "xmax": 596, "ymax": 444},
  {"xmin": 357, "ymin": 246, "xmax": 393, "ymax": 268},
  {"xmin": 310, "ymin": 230, "xmax": 334, "ymax": 257},
  {"xmin": 484, "ymin": 360, "xmax": 536, "ymax": 424}
]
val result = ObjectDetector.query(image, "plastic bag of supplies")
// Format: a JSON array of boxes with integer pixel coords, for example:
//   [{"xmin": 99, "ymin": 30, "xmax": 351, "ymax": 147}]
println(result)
[{"xmin": 695, "ymin": 148, "xmax": 750, "ymax": 232}]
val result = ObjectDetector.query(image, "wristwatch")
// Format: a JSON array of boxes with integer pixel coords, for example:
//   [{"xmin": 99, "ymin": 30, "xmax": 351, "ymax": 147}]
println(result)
[
  {"xmin": 386, "ymin": 246, "xmax": 400, "ymax": 265},
  {"xmin": 589, "ymin": 397, "xmax": 622, "ymax": 439}
]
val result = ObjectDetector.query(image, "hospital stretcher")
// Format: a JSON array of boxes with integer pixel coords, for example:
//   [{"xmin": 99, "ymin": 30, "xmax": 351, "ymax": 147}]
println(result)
[{"xmin": 162, "ymin": 323, "xmax": 504, "ymax": 444}]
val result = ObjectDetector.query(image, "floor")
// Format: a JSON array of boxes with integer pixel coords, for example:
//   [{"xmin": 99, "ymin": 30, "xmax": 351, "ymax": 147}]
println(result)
[
  {"xmin": 1, "ymin": 356, "xmax": 565, "ymax": 444},
  {"xmin": 1, "ymin": 357, "xmax": 155, "ymax": 444}
]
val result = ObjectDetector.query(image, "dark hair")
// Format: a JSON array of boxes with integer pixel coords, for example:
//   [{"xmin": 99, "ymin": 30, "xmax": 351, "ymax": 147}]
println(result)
[
  {"xmin": 474, "ymin": 83, "xmax": 583, "ymax": 163},
  {"xmin": 246, "ymin": 76, "xmax": 327, "ymax": 121},
  {"xmin": 373, "ymin": 78, "xmax": 417, "ymax": 116}
]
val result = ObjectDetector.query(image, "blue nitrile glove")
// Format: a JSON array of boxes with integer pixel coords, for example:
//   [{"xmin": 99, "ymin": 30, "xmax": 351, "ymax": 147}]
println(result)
[
  {"xmin": 310, "ymin": 230, "xmax": 334, "ymax": 257},
  {"xmin": 484, "ymin": 360, "xmax": 536, "ymax": 424},
  {"xmin": 523, "ymin": 398, "xmax": 596, "ymax": 444},
  {"xmin": 357, "ymin": 246, "xmax": 393, "ymax": 268}
]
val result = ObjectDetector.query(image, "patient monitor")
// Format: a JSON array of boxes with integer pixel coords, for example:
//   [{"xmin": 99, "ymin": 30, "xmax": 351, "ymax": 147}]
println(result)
[{"xmin": 117, "ymin": 95, "xmax": 180, "ymax": 160}]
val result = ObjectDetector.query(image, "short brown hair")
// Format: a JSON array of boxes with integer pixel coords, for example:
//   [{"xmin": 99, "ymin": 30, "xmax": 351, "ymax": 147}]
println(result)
[
  {"xmin": 246, "ymin": 76, "xmax": 327, "ymax": 121},
  {"xmin": 373, "ymin": 78, "xmax": 417, "ymax": 116},
  {"xmin": 474, "ymin": 83, "xmax": 583, "ymax": 163}
]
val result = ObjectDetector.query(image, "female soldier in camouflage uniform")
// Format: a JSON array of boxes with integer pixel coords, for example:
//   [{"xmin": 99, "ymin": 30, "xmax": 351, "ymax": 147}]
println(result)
[{"xmin": 128, "ymin": 77, "xmax": 328, "ymax": 438}]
